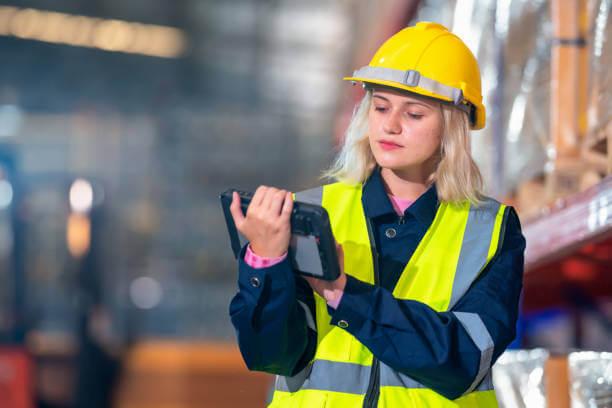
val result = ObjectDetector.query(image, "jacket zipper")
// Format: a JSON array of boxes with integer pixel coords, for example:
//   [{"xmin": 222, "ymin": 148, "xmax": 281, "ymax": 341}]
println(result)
[{"xmin": 363, "ymin": 217, "xmax": 380, "ymax": 408}]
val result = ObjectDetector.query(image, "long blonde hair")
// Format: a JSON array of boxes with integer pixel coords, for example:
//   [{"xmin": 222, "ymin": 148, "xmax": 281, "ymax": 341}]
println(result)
[{"xmin": 321, "ymin": 90, "xmax": 484, "ymax": 205}]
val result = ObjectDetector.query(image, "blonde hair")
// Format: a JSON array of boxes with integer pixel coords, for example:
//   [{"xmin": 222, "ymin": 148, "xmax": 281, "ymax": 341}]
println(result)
[{"xmin": 321, "ymin": 90, "xmax": 484, "ymax": 205}]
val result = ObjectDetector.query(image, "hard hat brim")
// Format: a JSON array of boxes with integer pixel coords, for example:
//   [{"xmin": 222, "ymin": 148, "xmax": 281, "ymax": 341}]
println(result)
[{"xmin": 344, "ymin": 76, "xmax": 485, "ymax": 130}]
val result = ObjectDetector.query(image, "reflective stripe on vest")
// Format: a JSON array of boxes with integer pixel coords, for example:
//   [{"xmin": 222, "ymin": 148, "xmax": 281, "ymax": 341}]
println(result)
[
  {"xmin": 275, "ymin": 358, "xmax": 495, "ymax": 394},
  {"xmin": 275, "ymin": 182, "xmax": 507, "ymax": 407}
]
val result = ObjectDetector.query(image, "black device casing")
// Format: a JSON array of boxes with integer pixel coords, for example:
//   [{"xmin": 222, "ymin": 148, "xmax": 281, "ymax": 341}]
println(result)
[{"xmin": 219, "ymin": 189, "xmax": 340, "ymax": 281}]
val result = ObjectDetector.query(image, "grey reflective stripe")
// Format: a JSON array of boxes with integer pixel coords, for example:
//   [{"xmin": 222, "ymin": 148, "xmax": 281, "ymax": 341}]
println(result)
[
  {"xmin": 353, "ymin": 66, "xmax": 466, "ymax": 106},
  {"xmin": 295, "ymin": 186, "xmax": 323, "ymax": 205},
  {"xmin": 277, "ymin": 360, "xmax": 494, "ymax": 396},
  {"xmin": 379, "ymin": 362, "xmax": 494, "ymax": 392},
  {"xmin": 275, "ymin": 359, "xmax": 370, "ymax": 395},
  {"xmin": 453, "ymin": 312, "xmax": 494, "ymax": 395},
  {"xmin": 448, "ymin": 199, "xmax": 502, "ymax": 310},
  {"xmin": 475, "ymin": 370, "xmax": 494, "ymax": 392},
  {"xmin": 297, "ymin": 300, "xmax": 316, "ymax": 331},
  {"xmin": 275, "ymin": 361, "xmax": 312, "ymax": 393},
  {"xmin": 380, "ymin": 363, "xmax": 425, "ymax": 388}
]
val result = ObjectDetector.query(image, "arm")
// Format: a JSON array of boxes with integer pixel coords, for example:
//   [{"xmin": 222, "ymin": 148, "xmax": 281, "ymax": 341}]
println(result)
[
  {"xmin": 227, "ymin": 186, "xmax": 318, "ymax": 377},
  {"xmin": 327, "ymin": 207, "xmax": 525, "ymax": 399},
  {"xmin": 229, "ymin": 244, "xmax": 317, "ymax": 376}
]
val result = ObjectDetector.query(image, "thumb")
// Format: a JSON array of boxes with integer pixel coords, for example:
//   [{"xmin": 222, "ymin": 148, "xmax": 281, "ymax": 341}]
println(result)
[{"xmin": 229, "ymin": 191, "xmax": 246, "ymax": 229}]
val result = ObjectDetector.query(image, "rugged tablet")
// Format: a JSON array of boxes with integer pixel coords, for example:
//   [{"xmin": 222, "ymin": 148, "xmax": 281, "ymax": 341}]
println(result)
[{"xmin": 220, "ymin": 189, "xmax": 340, "ymax": 281}]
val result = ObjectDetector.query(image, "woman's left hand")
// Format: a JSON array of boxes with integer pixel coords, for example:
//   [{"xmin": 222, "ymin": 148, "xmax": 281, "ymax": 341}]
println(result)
[{"xmin": 304, "ymin": 242, "xmax": 346, "ymax": 303}]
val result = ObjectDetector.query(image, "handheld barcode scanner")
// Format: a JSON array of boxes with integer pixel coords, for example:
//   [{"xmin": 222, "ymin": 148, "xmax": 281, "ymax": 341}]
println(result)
[{"xmin": 220, "ymin": 189, "xmax": 340, "ymax": 281}]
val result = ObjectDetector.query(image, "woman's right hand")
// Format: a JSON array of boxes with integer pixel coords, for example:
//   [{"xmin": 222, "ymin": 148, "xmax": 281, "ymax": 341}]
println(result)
[{"xmin": 229, "ymin": 186, "xmax": 294, "ymax": 258}]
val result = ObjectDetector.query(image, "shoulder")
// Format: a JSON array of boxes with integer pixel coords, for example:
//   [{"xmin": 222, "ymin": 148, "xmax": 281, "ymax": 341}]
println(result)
[
  {"xmin": 475, "ymin": 196, "xmax": 523, "ymax": 232},
  {"xmin": 295, "ymin": 181, "xmax": 362, "ymax": 205},
  {"xmin": 476, "ymin": 194, "xmax": 523, "ymax": 229},
  {"xmin": 466, "ymin": 196, "xmax": 524, "ymax": 251},
  {"xmin": 491, "ymin": 203, "xmax": 525, "ymax": 254},
  {"xmin": 472, "ymin": 195, "xmax": 503, "ymax": 212},
  {"xmin": 463, "ymin": 195, "xmax": 515, "ymax": 225}
]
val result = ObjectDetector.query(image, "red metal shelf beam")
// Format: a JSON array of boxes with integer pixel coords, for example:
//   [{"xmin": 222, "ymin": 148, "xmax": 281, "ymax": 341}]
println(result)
[{"xmin": 523, "ymin": 176, "xmax": 612, "ymax": 272}]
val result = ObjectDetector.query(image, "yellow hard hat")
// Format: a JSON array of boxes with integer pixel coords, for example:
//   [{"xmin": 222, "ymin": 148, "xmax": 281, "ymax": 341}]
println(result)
[{"xmin": 344, "ymin": 22, "xmax": 486, "ymax": 130}]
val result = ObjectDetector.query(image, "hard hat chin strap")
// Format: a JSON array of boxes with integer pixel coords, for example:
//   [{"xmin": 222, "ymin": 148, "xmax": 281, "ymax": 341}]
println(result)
[{"xmin": 352, "ymin": 66, "xmax": 467, "ymax": 107}]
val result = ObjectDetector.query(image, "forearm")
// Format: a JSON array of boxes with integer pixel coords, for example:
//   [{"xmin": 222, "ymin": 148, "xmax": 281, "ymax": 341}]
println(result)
[{"xmin": 229, "ymin": 245, "xmax": 316, "ymax": 376}]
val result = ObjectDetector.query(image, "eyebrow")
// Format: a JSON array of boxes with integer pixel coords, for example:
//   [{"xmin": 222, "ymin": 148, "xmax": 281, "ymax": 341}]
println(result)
[{"xmin": 372, "ymin": 94, "xmax": 432, "ymax": 109}]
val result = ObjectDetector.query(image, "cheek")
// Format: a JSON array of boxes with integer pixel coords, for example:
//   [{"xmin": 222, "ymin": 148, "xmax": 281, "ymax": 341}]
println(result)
[
  {"xmin": 367, "ymin": 112, "xmax": 382, "ymax": 147},
  {"xmin": 367, "ymin": 111, "xmax": 379, "ymax": 135},
  {"xmin": 402, "ymin": 119, "xmax": 442, "ymax": 152}
]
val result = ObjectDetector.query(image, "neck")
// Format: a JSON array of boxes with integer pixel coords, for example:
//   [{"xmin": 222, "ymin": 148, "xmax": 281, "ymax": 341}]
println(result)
[{"xmin": 379, "ymin": 166, "xmax": 432, "ymax": 201}]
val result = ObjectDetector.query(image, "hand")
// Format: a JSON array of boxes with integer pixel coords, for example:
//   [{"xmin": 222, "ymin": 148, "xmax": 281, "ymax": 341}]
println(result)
[
  {"xmin": 305, "ymin": 242, "xmax": 346, "ymax": 302},
  {"xmin": 229, "ymin": 186, "xmax": 293, "ymax": 258}
]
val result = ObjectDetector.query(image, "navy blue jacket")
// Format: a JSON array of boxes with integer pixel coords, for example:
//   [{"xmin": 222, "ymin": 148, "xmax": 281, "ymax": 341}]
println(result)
[{"xmin": 229, "ymin": 168, "xmax": 525, "ymax": 400}]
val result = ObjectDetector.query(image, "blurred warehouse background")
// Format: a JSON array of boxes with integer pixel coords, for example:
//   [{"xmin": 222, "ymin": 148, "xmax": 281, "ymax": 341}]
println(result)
[{"xmin": 0, "ymin": 0, "xmax": 609, "ymax": 407}]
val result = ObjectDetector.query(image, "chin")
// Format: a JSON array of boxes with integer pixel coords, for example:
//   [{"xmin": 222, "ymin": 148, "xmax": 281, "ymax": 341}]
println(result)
[
  {"xmin": 375, "ymin": 159, "xmax": 430, "ymax": 176},
  {"xmin": 374, "ymin": 148, "xmax": 432, "ymax": 169},
  {"xmin": 373, "ymin": 154, "xmax": 412, "ymax": 170}
]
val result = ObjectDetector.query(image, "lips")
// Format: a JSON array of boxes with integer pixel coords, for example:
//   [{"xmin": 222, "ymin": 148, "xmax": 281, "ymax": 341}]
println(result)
[{"xmin": 378, "ymin": 140, "xmax": 403, "ymax": 150}]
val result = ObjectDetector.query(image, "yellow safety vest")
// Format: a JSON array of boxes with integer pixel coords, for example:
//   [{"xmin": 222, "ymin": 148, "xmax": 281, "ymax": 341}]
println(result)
[{"xmin": 271, "ymin": 181, "xmax": 507, "ymax": 407}]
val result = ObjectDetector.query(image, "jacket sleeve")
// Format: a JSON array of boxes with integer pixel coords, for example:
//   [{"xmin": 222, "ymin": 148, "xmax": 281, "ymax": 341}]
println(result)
[
  {"xmin": 328, "ymin": 207, "xmax": 525, "ymax": 400},
  {"xmin": 229, "ymin": 244, "xmax": 317, "ymax": 376}
]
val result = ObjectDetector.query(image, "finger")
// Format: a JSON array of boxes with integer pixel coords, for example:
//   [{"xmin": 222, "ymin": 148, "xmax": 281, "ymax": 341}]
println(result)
[
  {"xmin": 262, "ymin": 187, "xmax": 279, "ymax": 211},
  {"xmin": 251, "ymin": 185, "xmax": 268, "ymax": 208},
  {"xmin": 280, "ymin": 191, "xmax": 293, "ymax": 221},
  {"xmin": 229, "ymin": 191, "xmax": 246, "ymax": 228},
  {"xmin": 269, "ymin": 189, "xmax": 287, "ymax": 216}
]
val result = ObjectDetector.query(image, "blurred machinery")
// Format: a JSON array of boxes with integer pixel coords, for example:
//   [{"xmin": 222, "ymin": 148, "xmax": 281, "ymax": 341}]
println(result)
[{"xmin": 0, "ymin": 146, "xmax": 31, "ymax": 408}]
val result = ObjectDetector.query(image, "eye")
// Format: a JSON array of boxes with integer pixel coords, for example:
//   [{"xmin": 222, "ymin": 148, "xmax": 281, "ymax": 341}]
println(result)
[
  {"xmin": 407, "ymin": 113, "xmax": 423, "ymax": 119},
  {"xmin": 373, "ymin": 105, "xmax": 387, "ymax": 112}
]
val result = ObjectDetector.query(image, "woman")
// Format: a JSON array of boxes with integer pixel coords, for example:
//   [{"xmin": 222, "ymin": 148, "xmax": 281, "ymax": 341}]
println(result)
[{"xmin": 229, "ymin": 22, "xmax": 525, "ymax": 407}]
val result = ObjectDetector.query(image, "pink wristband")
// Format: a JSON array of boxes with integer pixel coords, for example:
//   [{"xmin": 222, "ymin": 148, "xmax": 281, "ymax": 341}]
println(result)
[{"xmin": 244, "ymin": 244, "xmax": 287, "ymax": 269}]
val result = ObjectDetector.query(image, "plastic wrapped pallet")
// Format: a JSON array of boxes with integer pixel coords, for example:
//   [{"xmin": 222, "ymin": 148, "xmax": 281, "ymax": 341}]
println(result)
[
  {"xmin": 568, "ymin": 351, "xmax": 612, "ymax": 408},
  {"xmin": 492, "ymin": 349, "xmax": 549, "ymax": 408}
]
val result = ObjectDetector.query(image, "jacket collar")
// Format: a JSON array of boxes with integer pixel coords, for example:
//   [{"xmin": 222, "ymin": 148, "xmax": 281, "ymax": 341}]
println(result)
[{"xmin": 361, "ymin": 166, "xmax": 439, "ymax": 227}]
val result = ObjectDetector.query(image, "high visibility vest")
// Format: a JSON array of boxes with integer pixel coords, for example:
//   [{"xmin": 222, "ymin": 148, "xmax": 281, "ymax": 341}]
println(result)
[{"xmin": 271, "ymin": 181, "xmax": 507, "ymax": 407}]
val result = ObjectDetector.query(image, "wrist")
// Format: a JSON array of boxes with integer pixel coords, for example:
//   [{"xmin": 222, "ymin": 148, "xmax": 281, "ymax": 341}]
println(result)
[{"xmin": 249, "ymin": 243, "xmax": 287, "ymax": 258}]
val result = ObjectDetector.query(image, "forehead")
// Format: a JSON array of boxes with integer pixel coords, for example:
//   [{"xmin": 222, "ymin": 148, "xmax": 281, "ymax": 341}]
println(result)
[{"xmin": 371, "ymin": 88, "xmax": 437, "ymax": 108}]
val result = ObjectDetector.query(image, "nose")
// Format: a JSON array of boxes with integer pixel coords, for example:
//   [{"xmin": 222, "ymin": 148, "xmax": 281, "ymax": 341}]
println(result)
[{"xmin": 382, "ymin": 109, "xmax": 402, "ymax": 135}]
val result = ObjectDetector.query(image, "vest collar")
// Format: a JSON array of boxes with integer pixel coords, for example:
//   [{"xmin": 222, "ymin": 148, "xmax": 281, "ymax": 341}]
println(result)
[{"xmin": 361, "ymin": 166, "xmax": 439, "ymax": 227}]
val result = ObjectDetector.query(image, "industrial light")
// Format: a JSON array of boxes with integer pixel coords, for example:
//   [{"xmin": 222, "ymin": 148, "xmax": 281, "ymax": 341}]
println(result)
[
  {"xmin": 69, "ymin": 178, "xmax": 93, "ymax": 214},
  {"xmin": 0, "ymin": 6, "xmax": 187, "ymax": 58}
]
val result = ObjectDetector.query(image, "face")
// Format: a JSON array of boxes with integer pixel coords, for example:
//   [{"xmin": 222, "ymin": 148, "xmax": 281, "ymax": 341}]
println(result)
[{"xmin": 368, "ymin": 88, "xmax": 443, "ymax": 176}]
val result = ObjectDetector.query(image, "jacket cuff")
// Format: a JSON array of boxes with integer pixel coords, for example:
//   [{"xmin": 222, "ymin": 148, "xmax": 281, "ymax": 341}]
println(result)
[
  {"xmin": 238, "ymin": 244, "xmax": 294, "ymax": 303},
  {"xmin": 328, "ymin": 275, "xmax": 375, "ymax": 333}
]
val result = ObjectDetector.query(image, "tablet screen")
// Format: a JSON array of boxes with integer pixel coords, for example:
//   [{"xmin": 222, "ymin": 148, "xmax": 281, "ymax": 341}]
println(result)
[{"xmin": 290, "ymin": 234, "xmax": 323, "ymax": 277}]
